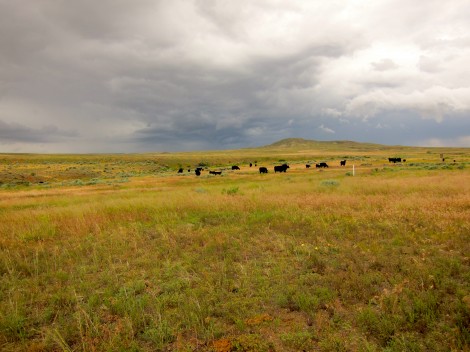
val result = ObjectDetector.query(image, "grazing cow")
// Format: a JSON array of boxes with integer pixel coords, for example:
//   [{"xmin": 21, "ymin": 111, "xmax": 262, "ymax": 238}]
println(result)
[
  {"xmin": 178, "ymin": 168, "xmax": 183, "ymax": 173},
  {"xmin": 250, "ymin": 163, "xmax": 252, "ymax": 167},
  {"xmin": 195, "ymin": 169, "xmax": 201, "ymax": 176},
  {"xmin": 259, "ymin": 167, "xmax": 268, "ymax": 174},
  {"xmin": 209, "ymin": 171, "xmax": 222, "ymax": 175},
  {"xmin": 274, "ymin": 164, "xmax": 289, "ymax": 173},
  {"xmin": 316, "ymin": 162, "xmax": 328, "ymax": 168},
  {"xmin": 306, "ymin": 164, "xmax": 311, "ymax": 168},
  {"xmin": 388, "ymin": 157, "xmax": 402, "ymax": 163},
  {"xmin": 340, "ymin": 160, "xmax": 346, "ymax": 166},
  {"xmin": 232, "ymin": 165, "xmax": 240, "ymax": 170}
]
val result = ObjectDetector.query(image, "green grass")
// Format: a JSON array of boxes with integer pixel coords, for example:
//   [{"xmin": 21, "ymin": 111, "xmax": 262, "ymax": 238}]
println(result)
[{"xmin": 0, "ymin": 145, "xmax": 469, "ymax": 351}]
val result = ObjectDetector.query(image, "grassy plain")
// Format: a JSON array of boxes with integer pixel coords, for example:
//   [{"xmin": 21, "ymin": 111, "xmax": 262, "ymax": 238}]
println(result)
[{"xmin": 1, "ymin": 139, "xmax": 469, "ymax": 351}]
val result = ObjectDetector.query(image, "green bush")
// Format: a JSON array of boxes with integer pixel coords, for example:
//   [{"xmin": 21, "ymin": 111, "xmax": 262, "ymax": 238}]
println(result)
[
  {"xmin": 222, "ymin": 186, "xmax": 240, "ymax": 195},
  {"xmin": 320, "ymin": 179, "xmax": 340, "ymax": 187}
]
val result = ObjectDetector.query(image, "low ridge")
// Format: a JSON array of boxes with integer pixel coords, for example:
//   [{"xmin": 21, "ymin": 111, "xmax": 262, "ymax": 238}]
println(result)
[{"xmin": 260, "ymin": 137, "xmax": 391, "ymax": 150}]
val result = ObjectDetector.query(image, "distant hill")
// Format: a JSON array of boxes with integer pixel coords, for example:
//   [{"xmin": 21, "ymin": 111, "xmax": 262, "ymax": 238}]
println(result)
[{"xmin": 259, "ymin": 138, "xmax": 394, "ymax": 151}]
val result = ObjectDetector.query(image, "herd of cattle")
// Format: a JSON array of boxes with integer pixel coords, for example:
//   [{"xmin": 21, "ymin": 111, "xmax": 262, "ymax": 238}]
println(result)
[
  {"xmin": 176, "ymin": 157, "xmax": 408, "ymax": 176},
  {"xmin": 172, "ymin": 157, "xmax": 470, "ymax": 176},
  {"xmin": 176, "ymin": 158, "xmax": 365, "ymax": 176}
]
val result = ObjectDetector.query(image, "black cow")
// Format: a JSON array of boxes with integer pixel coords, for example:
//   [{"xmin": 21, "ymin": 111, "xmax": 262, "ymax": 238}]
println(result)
[
  {"xmin": 232, "ymin": 165, "xmax": 240, "ymax": 170},
  {"xmin": 209, "ymin": 171, "xmax": 222, "ymax": 175},
  {"xmin": 250, "ymin": 163, "xmax": 252, "ymax": 167},
  {"xmin": 340, "ymin": 160, "xmax": 346, "ymax": 166},
  {"xmin": 259, "ymin": 167, "xmax": 268, "ymax": 174},
  {"xmin": 306, "ymin": 164, "xmax": 311, "ymax": 168},
  {"xmin": 316, "ymin": 162, "xmax": 328, "ymax": 168},
  {"xmin": 178, "ymin": 168, "xmax": 183, "ymax": 173},
  {"xmin": 274, "ymin": 164, "xmax": 289, "ymax": 173},
  {"xmin": 388, "ymin": 157, "xmax": 402, "ymax": 163},
  {"xmin": 195, "ymin": 169, "xmax": 201, "ymax": 176}
]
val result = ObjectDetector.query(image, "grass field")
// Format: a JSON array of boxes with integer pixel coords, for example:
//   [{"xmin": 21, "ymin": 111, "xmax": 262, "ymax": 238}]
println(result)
[{"xmin": 1, "ymin": 139, "xmax": 469, "ymax": 351}]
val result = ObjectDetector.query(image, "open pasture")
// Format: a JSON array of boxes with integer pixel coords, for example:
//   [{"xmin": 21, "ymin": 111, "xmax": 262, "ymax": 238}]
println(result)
[{"xmin": 1, "ymin": 142, "xmax": 469, "ymax": 351}]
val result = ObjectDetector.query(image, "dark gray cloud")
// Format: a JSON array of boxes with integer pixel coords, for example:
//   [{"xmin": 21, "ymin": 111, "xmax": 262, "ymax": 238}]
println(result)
[
  {"xmin": 0, "ymin": 0, "xmax": 469, "ymax": 152},
  {"xmin": 0, "ymin": 120, "xmax": 77, "ymax": 143}
]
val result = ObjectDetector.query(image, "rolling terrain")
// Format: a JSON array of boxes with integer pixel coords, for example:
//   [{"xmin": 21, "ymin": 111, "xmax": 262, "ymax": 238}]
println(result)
[{"xmin": 1, "ymin": 139, "xmax": 469, "ymax": 351}]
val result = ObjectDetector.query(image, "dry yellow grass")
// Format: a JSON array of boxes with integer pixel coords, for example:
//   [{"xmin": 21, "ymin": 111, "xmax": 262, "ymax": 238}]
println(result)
[{"xmin": 0, "ymin": 144, "xmax": 469, "ymax": 351}]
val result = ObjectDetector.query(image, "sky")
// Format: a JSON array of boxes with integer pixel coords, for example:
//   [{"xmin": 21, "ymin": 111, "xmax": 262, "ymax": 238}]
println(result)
[{"xmin": 1, "ymin": 0, "xmax": 469, "ymax": 153}]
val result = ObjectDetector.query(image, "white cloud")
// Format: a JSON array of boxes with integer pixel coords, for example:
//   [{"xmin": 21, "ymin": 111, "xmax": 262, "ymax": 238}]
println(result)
[
  {"xmin": 371, "ymin": 59, "xmax": 398, "ymax": 71},
  {"xmin": 345, "ymin": 86, "xmax": 470, "ymax": 122},
  {"xmin": 322, "ymin": 108, "xmax": 342, "ymax": 117},
  {"xmin": 375, "ymin": 123, "xmax": 389, "ymax": 129},
  {"xmin": 318, "ymin": 124, "xmax": 335, "ymax": 134},
  {"xmin": 418, "ymin": 136, "xmax": 470, "ymax": 147}
]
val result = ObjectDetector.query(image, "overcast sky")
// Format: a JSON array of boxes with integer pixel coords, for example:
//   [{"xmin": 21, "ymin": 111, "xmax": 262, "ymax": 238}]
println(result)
[{"xmin": 1, "ymin": 0, "xmax": 469, "ymax": 153}]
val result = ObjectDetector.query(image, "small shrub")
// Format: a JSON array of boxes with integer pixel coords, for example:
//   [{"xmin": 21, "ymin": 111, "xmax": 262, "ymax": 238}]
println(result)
[
  {"xmin": 280, "ymin": 331, "xmax": 314, "ymax": 350},
  {"xmin": 0, "ymin": 312, "xmax": 29, "ymax": 341},
  {"xmin": 141, "ymin": 321, "xmax": 175, "ymax": 349},
  {"xmin": 320, "ymin": 180, "xmax": 340, "ymax": 187},
  {"xmin": 71, "ymin": 179, "xmax": 84, "ymax": 186},
  {"xmin": 115, "ymin": 178, "xmax": 129, "ymax": 183},
  {"xmin": 222, "ymin": 186, "xmax": 240, "ymax": 195},
  {"xmin": 232, "ymin": 333, "xmax": 273, "ymax": 352},
  {"xmin": 357, "ymin": 307, "xmax": 400, "ymax": 346},
  {"xmin": 319, "ymin": 337, "xmax": 348, "ymax": 351}
]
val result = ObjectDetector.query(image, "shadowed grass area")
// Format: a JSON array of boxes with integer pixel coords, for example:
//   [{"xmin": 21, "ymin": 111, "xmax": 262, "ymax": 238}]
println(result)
[{"xmin": 0, "ymin": 146, "xmax": 469, "ymax": 351}]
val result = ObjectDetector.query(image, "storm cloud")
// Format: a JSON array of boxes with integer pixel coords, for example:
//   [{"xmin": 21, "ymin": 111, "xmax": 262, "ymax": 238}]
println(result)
[{"xmin": 0, "ymin": 0, "xmax": 469, "ymax": 152}]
